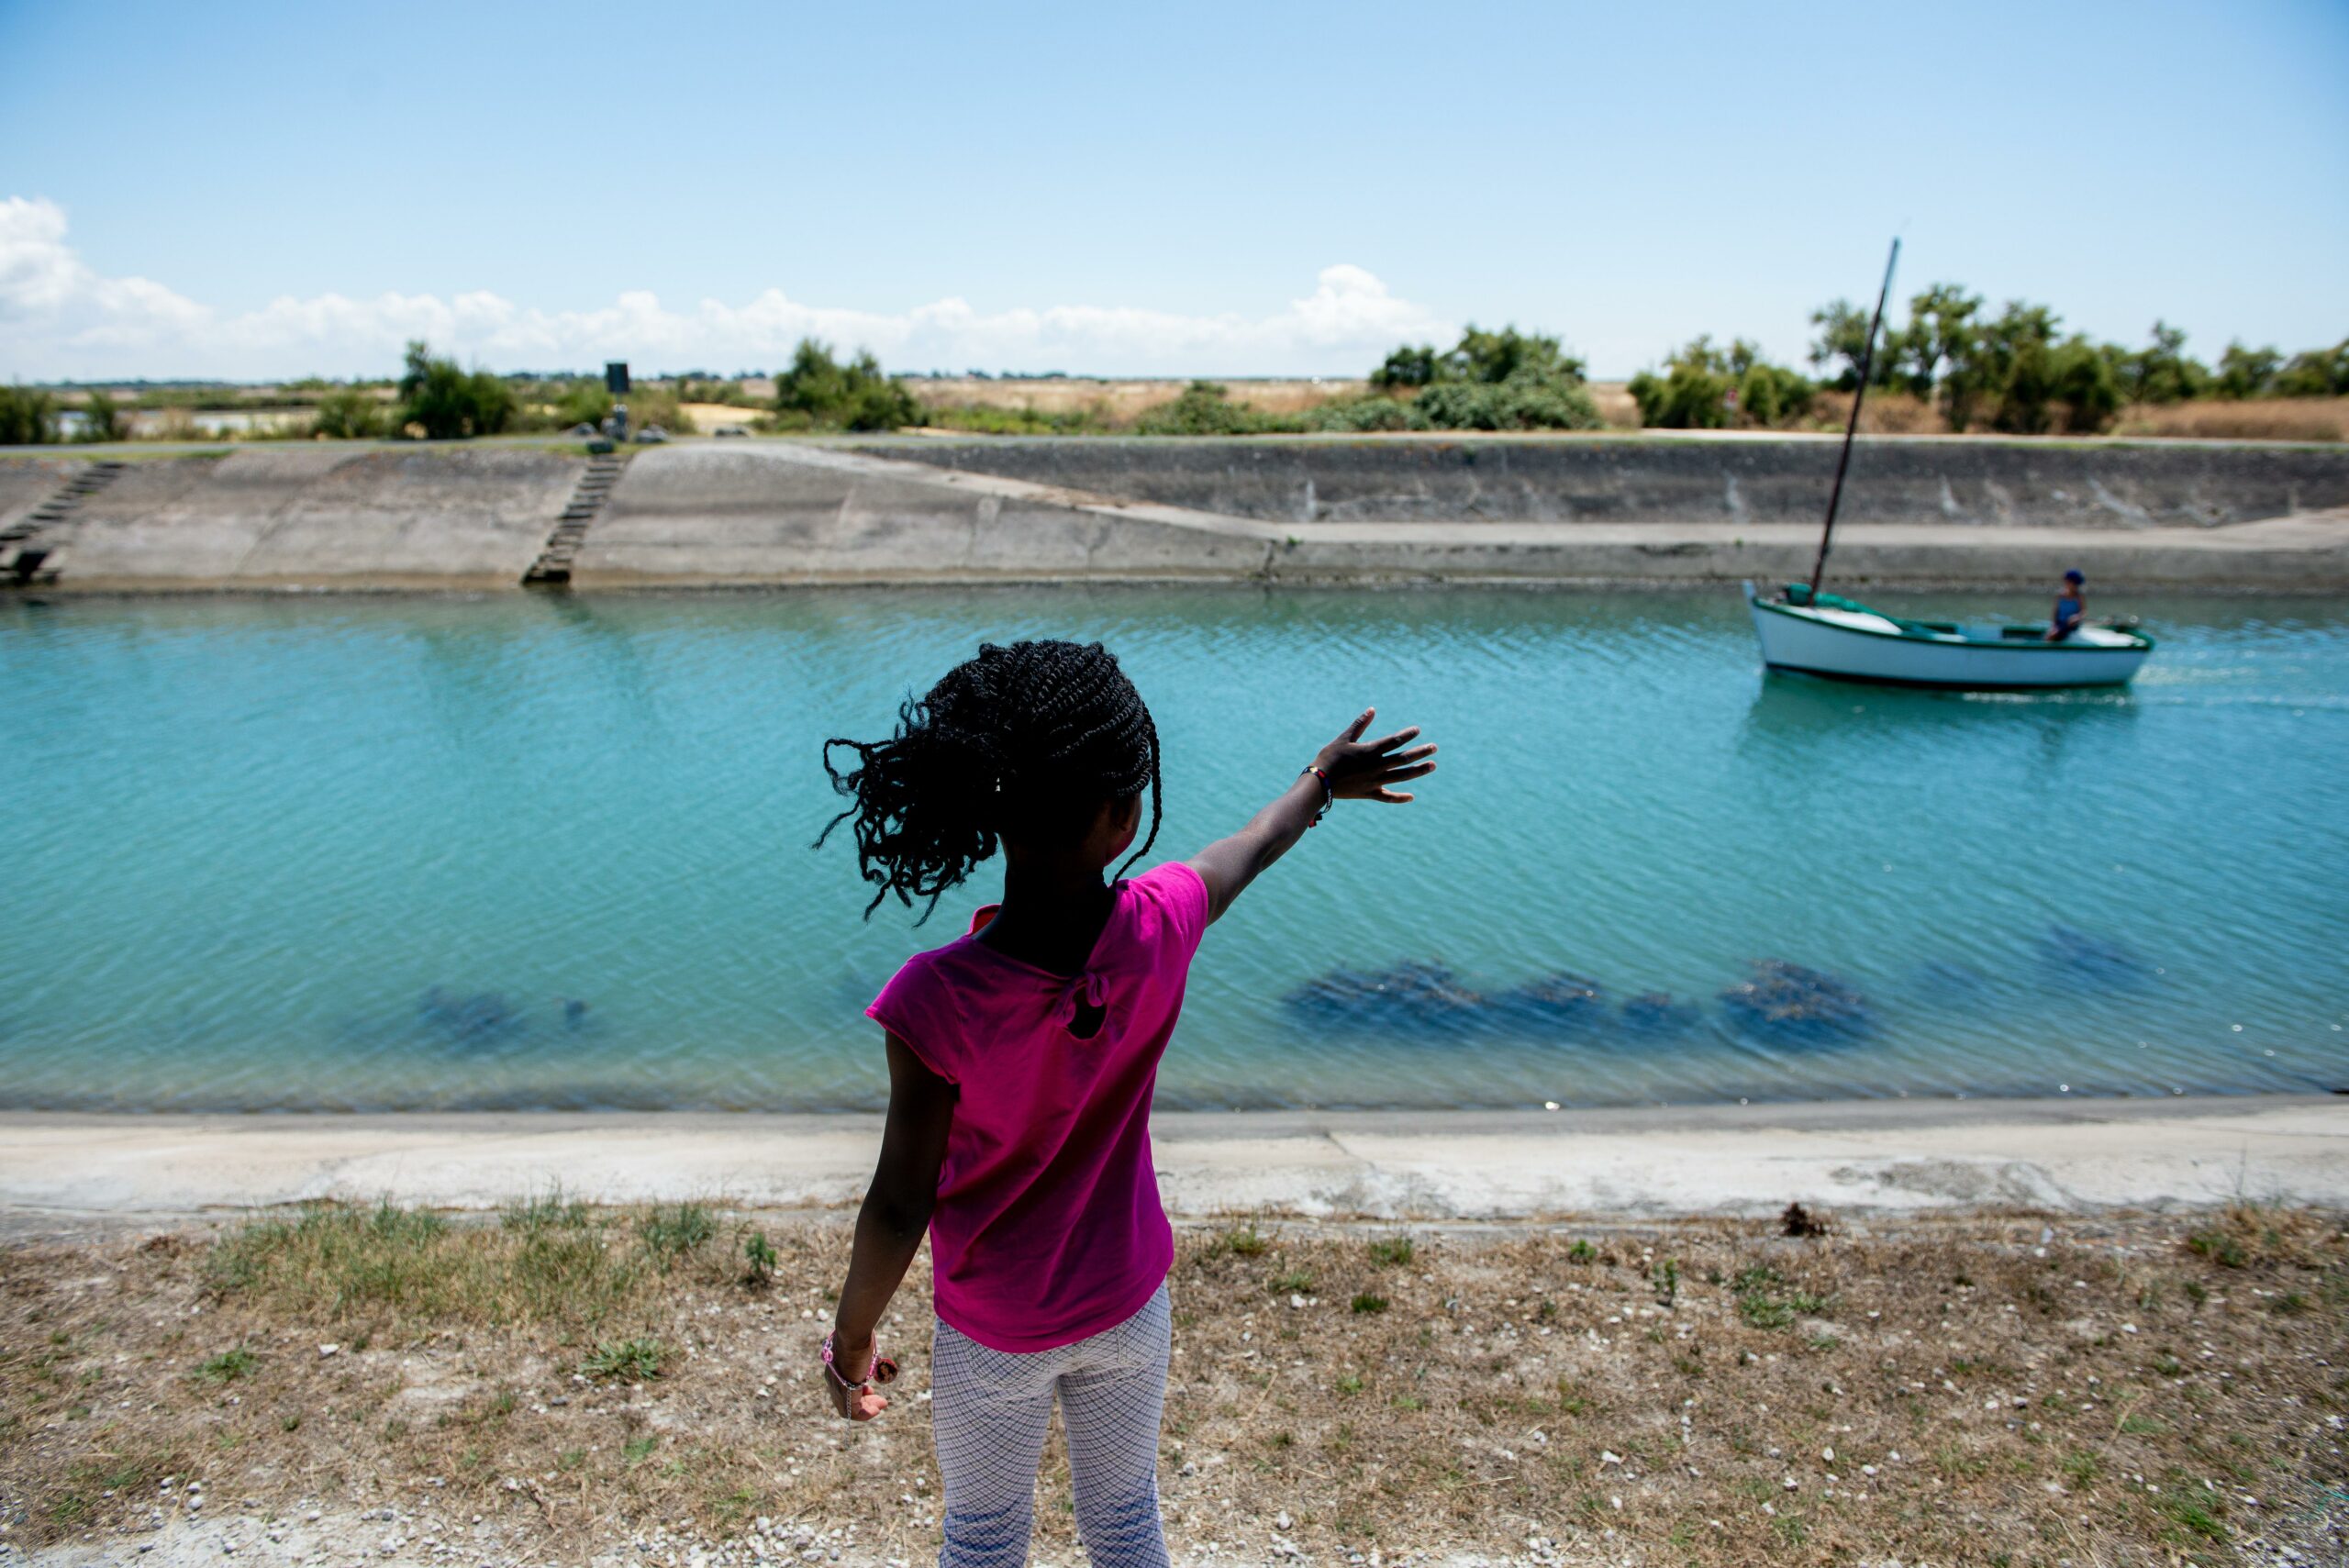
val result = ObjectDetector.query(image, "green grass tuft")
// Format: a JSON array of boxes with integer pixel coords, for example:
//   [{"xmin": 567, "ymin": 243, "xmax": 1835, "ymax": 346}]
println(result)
[{"xmin": 581, "ymin": 1337, "xmax": 667, "ymax": 1382}]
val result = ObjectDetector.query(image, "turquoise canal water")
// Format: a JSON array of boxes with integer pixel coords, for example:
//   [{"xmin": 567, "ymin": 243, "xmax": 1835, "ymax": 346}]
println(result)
[{"xmin": 3, "ymin": 588, "xmax": 2343, "ymax": 1113}]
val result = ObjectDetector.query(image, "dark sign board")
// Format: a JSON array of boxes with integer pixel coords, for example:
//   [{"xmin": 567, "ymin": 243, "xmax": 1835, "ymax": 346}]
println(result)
[{"xmin": 605, "ymin": 361, "xmax": 630, "ymax": 395}]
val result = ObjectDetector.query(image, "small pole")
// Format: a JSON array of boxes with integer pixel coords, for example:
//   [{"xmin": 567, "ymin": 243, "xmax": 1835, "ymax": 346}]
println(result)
[{"xmin": 1808, "ymin": 238, "xmax": 1900, "ymax": 598}]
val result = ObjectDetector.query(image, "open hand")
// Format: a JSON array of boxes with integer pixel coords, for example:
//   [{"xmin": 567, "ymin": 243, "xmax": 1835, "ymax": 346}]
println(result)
[
  {"xmin": 1314, "ymin": 708, "xmax": 1438, "ymax": 803},
  {"xmin": 821, "ymin": 1333, "xmax": 895, "ymax": 1422}
]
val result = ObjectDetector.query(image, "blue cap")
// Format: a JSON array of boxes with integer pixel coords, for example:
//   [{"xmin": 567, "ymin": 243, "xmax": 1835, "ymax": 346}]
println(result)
[{"xmin": 2064, "ymin": 569, "xmax": 2085, "ymax": 584}]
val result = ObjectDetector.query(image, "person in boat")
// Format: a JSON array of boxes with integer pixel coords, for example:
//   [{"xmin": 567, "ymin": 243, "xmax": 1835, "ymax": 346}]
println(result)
[
  {"xmin": 2047, "ymin": 569, "xmax": 2087, "ymax": 642},
  {"xmin": 812, "ymin": 638, "xmax": 1437, "ymax": 1568}
]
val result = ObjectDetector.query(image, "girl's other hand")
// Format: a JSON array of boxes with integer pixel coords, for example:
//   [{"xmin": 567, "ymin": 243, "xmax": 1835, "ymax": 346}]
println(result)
[
  {"xmin": 823, "ymin": 1333, "xmax": 890, "ymax": 1422},
  {"xmin": 1314, "ymin": 708, "xmax": 1437, "ymax": 803}
]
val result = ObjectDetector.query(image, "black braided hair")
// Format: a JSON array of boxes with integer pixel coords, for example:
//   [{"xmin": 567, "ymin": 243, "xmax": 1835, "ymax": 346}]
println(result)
[{"xmin": 816, "ymin": 639, "xmax": 1162, "ymax": 920}]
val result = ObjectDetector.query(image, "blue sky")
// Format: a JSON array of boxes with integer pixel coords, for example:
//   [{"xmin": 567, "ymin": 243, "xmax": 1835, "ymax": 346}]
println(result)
[{"xmin": 3, "ymin": 0, "xmax": 2344, "ymax": 380}]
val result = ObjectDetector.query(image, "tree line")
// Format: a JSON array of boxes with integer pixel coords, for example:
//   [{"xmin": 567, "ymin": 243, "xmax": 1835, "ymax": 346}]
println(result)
[
  {"xmin": 1801, "ymin": 288, "xmax": 2347, "ymax": 435},
  {"xmin": 6, "ymin": 307, "xmax": 2341, "ymax": 447}
]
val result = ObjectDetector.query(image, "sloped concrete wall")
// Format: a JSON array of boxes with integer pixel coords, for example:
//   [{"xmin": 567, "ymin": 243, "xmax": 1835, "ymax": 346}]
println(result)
[
  {"xmin": 10, "ymin": 439, "xmax": 2348, "ymax": 592},
  {"xmin": 572, "ymin": 443, "xmax": 1267, "ymax": 584},
  {"xmin": 852, "ymin": 436, "xmax": 2349, "ymax": 529},
  {"xmin": 55, "ymin": 447, "xmax": 581, "ymax": 589}
]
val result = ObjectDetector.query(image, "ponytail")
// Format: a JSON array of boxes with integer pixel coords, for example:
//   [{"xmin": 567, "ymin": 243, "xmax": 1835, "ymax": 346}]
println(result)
[{"xmin": 817, "ymin": 639, "xmax": 1162, "ymax": 920}]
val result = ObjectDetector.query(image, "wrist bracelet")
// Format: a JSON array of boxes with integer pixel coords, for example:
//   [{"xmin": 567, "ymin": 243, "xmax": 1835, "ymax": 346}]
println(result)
[
  {"xmin": 820, "ymin": 1331, "xmax": 898, "ymax": 1390},
  {"xmin": 1301, "ymin": 765, "xmax": 1333, "ymax": 827}
]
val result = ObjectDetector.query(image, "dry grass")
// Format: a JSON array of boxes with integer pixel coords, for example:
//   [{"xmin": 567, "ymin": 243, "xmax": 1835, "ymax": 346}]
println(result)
[
  {"xmin": 2113, "ymin": 397, "xmax": 2349, "ymax": 443},
  {"xmin": 913, "ymin": 378, "xmax": 1371, "ymax": 422},
  {"xmin": 3, "ymin": 1204, "xmax": 2343, "ymax": 1565},
  {"xmin": 1803, "ymin": 388, "xmax": 1944, "ymax": 436},
  {"xmin": 679, "ymin": 402, "xmax": 760, "ymax": 432},
  {"xmin": 1585, "ymin": 382, "xmax": 1641, "ymax": 430}
]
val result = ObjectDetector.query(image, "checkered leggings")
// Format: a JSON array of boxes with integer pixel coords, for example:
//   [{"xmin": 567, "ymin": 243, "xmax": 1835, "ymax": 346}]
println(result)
[{"xmin": 930, "ymin": 1281, "xmax": 1172, "ymax": 1568}]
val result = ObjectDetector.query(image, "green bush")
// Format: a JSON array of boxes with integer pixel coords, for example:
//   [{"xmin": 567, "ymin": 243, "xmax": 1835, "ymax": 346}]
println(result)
[
  {"xmin": 773, "ymin": 339, "xmax": 923, "ymax": 431},
  {"xmin": 1737, "ymin": 361, "xmax": 1814, "ymax": 426},
  {"xmin": 395, "ymin": 340, "xmax": 515, "ymax": 439},
  {"xmin": 1415, "ymin": 375, "xmax": 1600, "ymax": 430},
  {"xmin": 2273, "ymin": 339, "xmax": 2349, "ymax": 397},
  {"xmin": 1369, "ymin": 343, "xmax": 1441, "ymax": 389},
  {"xmin": 2121, "ymin": 321, "xmax": 2209, "ymax": 405},
  {"xmin": 676, "ymin": 376, "xmax": 758, "ymax": 407},
  {"xmin": 312, "ymin": 386, "xmax": 385, "ymax": 439},
  {"xmin": 1133, "ymin": 381, "xmax": 1282, "ymax": 435},
  {"xmin": 1364, "ymin": 326, "xmax": 1600, "ymax": 431},
  {"xmin": 1444, "ymin": 325, "xmax": 1587, "ymax": 385},
  {"xmin": 620, "ymin": 384, "xmax": 695, "ymax": 437},
  {"xmin": 554, "ymin": 380, "xmax": 614, "ymax": 429},
  {"xmin": 2050, "ymin": 335, "xmax": 2123, "ymax": 432},
  {"xmin": 1298, "ymin": 395, "xmax": 1431, "ymax": 432},
  {"xmin": 1632, "ymin": 337, "xmax": 1811, "ymax": 430},
  {"xmin": 74, "ymin": 390, "xmax": 127, "ymax": 442},
  {"xmin": 2214, "ymin": 341, "xmax": 2282, "ymax": 399},
  {"xmin": 1, "ymin": 384, "xmax": 58, "ymax": 445}
]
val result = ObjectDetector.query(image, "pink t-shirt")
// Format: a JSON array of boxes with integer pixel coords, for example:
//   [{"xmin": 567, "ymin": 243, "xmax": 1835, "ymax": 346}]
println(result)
[{"xmin": 865, "ymin": 861, "xmax": 1209, "ymax": 1353}]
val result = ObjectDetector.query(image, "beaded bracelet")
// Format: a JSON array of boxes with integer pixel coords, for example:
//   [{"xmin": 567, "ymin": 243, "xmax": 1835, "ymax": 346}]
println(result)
[
  {"xmin": 1301, "ymin": 765, "xmax": 1333, "ymax": 827},
  {"xmin": 819, "ymin": 1332, "xmax": 899, "ymax": 1390}
]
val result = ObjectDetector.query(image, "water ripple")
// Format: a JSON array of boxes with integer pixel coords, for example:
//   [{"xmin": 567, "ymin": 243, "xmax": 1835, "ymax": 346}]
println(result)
[{"xmin": 3, "ymin": 587, "xmax": 2346, "ymax": 1112}]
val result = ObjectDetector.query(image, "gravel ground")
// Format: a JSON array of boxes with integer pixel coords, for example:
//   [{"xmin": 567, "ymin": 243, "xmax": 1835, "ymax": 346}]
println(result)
[{"xmin": 5, "ymin": 1205, "xmax": 2343, "ymax": 1567}]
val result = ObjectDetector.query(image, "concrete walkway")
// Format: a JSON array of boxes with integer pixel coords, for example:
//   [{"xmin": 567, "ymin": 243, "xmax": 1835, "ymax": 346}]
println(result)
[{"xmin": 4, "ymin": 1095, "xmax": 2343, "ymax": 1228}]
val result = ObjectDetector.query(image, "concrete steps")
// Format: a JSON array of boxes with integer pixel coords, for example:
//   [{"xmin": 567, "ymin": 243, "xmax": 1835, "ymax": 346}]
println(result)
[
  {"xmin": 524, "ymin": 452, "xmax": 629, "ymax": 585},
  {"xmin": 2, "ymin": 460, "xmax": 128, "ymax": 584}
]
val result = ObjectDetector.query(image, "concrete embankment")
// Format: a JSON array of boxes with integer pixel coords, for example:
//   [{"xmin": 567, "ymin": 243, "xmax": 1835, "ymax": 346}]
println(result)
[
  {"xmin": 858, "ymin": 432, "xmax": 2349, "ymax": 529},
  {"xmin": 3, "ymin": 1096, "xmax": 2343, "ymax": 1223},
  {"xmin": 6, "ymin": 445, "xmax": 577, "ymax": 590},
  {"xmin": 4, "ymin": 435, "xmax": 2347, "ymax": 592}
]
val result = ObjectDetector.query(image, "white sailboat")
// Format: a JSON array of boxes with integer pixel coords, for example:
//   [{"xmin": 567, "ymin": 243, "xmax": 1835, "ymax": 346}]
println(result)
[
  {"xmin": 1746, "ymin": 239, "xmax": 2155, "ymax": 691},
  {"xmin": 1745, "ymin": 582, "xmax": 2154, "ymax": 688}
]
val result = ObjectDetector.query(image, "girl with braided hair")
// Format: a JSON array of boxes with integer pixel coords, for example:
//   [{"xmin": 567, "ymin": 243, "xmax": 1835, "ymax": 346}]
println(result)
[{"xmin": 813, "ymin": 638, "xmax": 1436, "ymax": 1568}]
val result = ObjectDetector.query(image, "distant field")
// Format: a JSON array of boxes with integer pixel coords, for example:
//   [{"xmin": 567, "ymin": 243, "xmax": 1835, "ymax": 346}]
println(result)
[
  {"xmin": 907, "ymin": 376, "xmax": 1648, "ymax": 431},
  {"xmin": 2115, "ymin": 395, "xmax": 2349, "ymax": 442}
]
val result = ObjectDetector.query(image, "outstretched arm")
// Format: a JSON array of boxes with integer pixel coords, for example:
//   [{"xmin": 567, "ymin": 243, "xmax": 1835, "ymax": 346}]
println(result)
[
  {"xmin": 1186, "ymin": 707, "xmax": 1437, "ymax": 924},
  {"xmin": 824, "ymin": 1032, "xmax": 954, "ymax": 1421}
]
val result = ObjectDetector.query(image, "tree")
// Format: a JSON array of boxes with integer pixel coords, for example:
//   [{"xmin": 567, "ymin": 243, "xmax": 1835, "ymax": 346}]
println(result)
[
  {"xmin": 2121, "ymin": 320, "xmax": 2208, "ymax": 405},
  {"xmin": 1630, "ymin": 337, "xmax": 1734, "ymax": 428},
  {"xmin": 1442, "ymin": 325, "xmax": 1586, "ymax": 386},
  {"xmin": 1631, "ymin": 337, "xmax": 1810, "ymax": 429},
  {"xmin": 1362, "ymin": 325, "xmax": 1600, "ymax": 430},
  {"xmin": 555, "ymin": 380, "xmax": 614, "ymax": 429},
  {"xmin": 1411, "ymin": 375, "xmax": 1602, "ymax": 431},
  {"xmin": 0, "ymin": 384, "xmax": 57, "ymax": 445},
  {"xmin": 772, "ymin": 339, "xmax": 923, "ymax": 431},
  {"xmin": 2214, "ymin": 341, "xmax": 2281, "ymax": 400},
  {"xmin": 2272, "ymin": 339, "xmax": 2349, "ymax": 398},
  {"xmin": 313, "ymin": 386, "xmax": 385, "ymax": 439},
  {"xmin": 1901, "ymin": 284, "xmax": 1987, "ymax": 426},
  {"xmin": 2050, "ymin": 336, "xmax": 2123, "ymax": 433},
  {"xmin": 1133, "ymin": 381, "xmax": 1271, "ymax": 435},
  {"xmin": 1977, "ymin": 303, "xmax": 2063, "ymax": 434},
  {"xmin": 1807, "ymin": 299, "xmax": 1877, "ymax": 391},
  {"xmin": 1369, "ymin": 344, "xmax": 1440, "ymax": 389},
  {"xmin": 395, "ymin": 341, "xmax": 515, "ymax": 439},
  {"xmin": 77, "ymin": 390, "xmax": 126, "ymax": 442}
]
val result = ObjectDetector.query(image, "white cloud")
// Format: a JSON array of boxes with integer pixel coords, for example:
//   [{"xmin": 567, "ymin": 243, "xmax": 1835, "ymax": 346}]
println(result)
[{"xmin": 0, "ymin": 196, "xmax": 1452, "ymax": 380}]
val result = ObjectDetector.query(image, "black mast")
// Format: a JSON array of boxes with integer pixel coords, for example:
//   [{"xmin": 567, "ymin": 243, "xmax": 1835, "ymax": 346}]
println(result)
[{"xmin": 1807, "ymin": 238, "xmax": 1900, "ymax": 598}]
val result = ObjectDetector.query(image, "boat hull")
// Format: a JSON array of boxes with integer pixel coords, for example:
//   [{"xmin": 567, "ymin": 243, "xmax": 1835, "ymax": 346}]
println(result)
[{"xmin": 1747, "ymin": 592, "xmax": 2151, "ymax": 689}]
